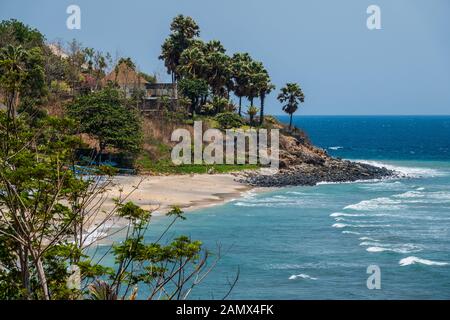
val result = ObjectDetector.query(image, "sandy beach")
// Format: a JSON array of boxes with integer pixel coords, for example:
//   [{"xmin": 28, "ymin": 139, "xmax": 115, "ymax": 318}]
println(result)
[{"xmin": 103, "ymin": 173, "xmax": 251, "ymax": 217}]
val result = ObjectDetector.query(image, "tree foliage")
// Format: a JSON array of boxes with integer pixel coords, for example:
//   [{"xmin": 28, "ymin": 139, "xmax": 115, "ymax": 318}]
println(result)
[{"xmin": 67, "ymin": 87, "xmax": 143, "ymax": 155}]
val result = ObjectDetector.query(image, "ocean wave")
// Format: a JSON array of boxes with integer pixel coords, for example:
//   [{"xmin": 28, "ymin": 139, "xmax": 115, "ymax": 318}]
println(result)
[
  {"xmin": 366, "ymin": 243, "xmax": 422, "ymax": 254},
  {"xmin": 342, "ymin": 230, "xmax": 361, "ymax": 235},
  {"xmin": 266, "ymin": 263, "xmax": 308, "ymax": 270},
  {"xmin": 332, "ymin": 223, "xmax": 347, "ymax": 228},
  {"xmin": 328, "ymin": 146, "xmax": 343, "ymax": 150},
  {"xmin": 234, "ymin": 201, "xmax": 308, "ymax": 208},
  {"xmin": 399, "ymin": 256, "xmax": 448, "ymax": 267},
  {"xmin": 393, "ymin": 190, "xmax": 450, "ymax": 202},
  {"xmin": 330, "ymin": 212, "xmax": 365, "ymax": 217},
  {"xmin": 359, "ymin": 237, "xmax": 379, "ymax": 241},
  {"xmin": 358, "ymin": 181, "xmax": 405, "ymax": 191},
  {"xmin": 344, "ymin": 197, "xmax": 405, "ymax": 211},
  {"xmin": 289, "ymin": 274, "xmax": 318, "ymax": 280},
  {"xmin": 356, "ymin": 160, "xmax": 446, "ymax": 178}
]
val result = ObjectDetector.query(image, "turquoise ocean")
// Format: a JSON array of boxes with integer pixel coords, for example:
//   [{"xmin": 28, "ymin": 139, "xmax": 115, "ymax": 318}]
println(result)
[{"xmin": 99, "ymin": 116, "xmax": 450, "ymax": 299}]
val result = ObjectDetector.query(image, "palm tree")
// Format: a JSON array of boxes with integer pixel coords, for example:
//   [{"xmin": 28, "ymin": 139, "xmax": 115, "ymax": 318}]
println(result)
[
  {"xmin": 178, "ymin": 45, "xmax": 205, "ymax": 78},
  {"xmin": 256, "ymin": 70, "xmax": 275, "ymax": 125},
  {"xmin": 231, "ymin": 53, "xmax": 252, "ymax": 116},
  {"xmin": 277, "ymin": 83, "xmax": 305, "ymax": 130},
  {"xmin": 245, "ymin": 61, "xmax": 265, "ymax": 108},
  {"xmin": 247, "ymin": 105, "xmax": 259, "ymax": 126},
  {"xmin": 203, "ymin": 50, "xmax": 231, "ymax": 98},
  {"xmin": 159, "ymin": 15, "xmax": 200, "ymax": 83}
]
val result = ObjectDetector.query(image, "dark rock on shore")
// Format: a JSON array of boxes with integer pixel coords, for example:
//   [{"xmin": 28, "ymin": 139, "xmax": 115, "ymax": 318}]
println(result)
[{"xmin": 237, "ymin": 133, "xmax": 397, "ymax": 187}]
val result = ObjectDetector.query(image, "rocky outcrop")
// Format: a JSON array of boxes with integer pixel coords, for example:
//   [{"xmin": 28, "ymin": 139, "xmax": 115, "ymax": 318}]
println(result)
[{"xmin": 238, "ymin": 133, "xmax": 396, "ymax": 187}]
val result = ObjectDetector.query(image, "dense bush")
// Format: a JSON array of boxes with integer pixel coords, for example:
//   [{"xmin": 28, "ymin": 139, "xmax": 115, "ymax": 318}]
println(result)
[{"xmin": 215, "ymin": 112, "xmax": 244, "ymax": 129}]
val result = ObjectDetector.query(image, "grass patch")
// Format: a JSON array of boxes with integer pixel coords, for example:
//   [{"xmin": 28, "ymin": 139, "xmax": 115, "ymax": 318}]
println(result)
[{"xmin": 136, "ymin": 153, "xmax": 259, "ymax": 174}]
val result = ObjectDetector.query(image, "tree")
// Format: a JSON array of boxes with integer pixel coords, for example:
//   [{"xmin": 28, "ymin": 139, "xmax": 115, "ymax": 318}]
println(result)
[
  {"xmin": 159, "ymin": 15, "xmax": 200, "ymax": 82},
  {"xmin": 277, "ymin": 83, "xmax": 305, "ymax": 130},
  {"xmin": 0, "ymin": 19, "xmax": 45, "ymax": 49},
  {"xmin": 201, "ymin": 40, "xmax": 231, "ymax": 98},
  {"xmin": 66, "ymin": 39, "xmax": 86, "ymax": 95},
  {"xmin": 244, "ymin": 61, "xmax": 267, "ymax": 109},
  {"xmin": 0, "ymin": 111, "xmax": 226, "ymax": 300},
  {"xmin": 67, "ymin": 87, "xmax": 142, "ymax": 157},
  {"xmin": 231, "ymin": 53, "xmax": 252, "ymax": 116},
  {"xmin": 178, "ymin": 78, "xmax": 209, "ymax": 116},
  {"xmin": 0, "ymin": 45, "xmax": 27, "ymax": 121},
  {"xmin": 0, "ymin": 45, "xmax": 46, "ymax": 121},
  {"xmin": 256, "ymin": 69, "xmax": 274, "ymax": 126}
]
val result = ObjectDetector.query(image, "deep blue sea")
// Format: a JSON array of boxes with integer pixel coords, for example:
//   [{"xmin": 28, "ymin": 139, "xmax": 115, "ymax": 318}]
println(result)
[{"xmin": 99, "ymin": 116, "xmax": 450, "ymax": 299}]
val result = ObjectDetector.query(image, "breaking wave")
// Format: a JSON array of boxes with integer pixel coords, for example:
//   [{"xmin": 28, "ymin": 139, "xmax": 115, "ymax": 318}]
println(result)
[
  {"xmin": 399, "ymin": 256, "xmax": 448, "ymax": 267},
  {"xmin": 289, "ymin": 274, "xmax": 318, "ymax": 280}
]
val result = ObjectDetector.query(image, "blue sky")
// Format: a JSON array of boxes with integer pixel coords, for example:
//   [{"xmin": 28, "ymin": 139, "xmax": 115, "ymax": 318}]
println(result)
[{"xmin": 1, "ymin": 0, "xmax": 449, "ymax": 115}]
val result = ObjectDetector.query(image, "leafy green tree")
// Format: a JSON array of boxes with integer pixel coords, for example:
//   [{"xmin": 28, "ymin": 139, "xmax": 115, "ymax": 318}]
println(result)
[
  {"xmin": 0, "ymin": 45, "xmax": 46, "ymax": 121},
  {"xmin": 67, "ymin": 87, "xmax": 142, "ymax": 157},
  {"xmin": 0, "ymin": 19, "xmax": 45, "ymax": 49},
  {"xmin": 277, "ymin": 83, "xmax": 305, "ymax": 130},
  {"xmin": 0, "ymin": 110, "xmax": 224, "ymax": 300},
  {"xmin": 178, "ymin": 78, "xmax": 209, "ymax": 116}
]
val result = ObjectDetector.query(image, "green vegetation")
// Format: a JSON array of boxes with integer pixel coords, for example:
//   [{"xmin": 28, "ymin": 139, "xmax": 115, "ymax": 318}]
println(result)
[
  {"xmin": 0, "ymin": 21, "xmax": 233, "ymax": 300},
  {"xmin": 137, "ymin": 152, "xmax": 258, "ymax": 174},
  {"xmin": 0, "ymin": 13, "xmax": 309, "ymax": 300},
  {"xmin": 160, "ymin": 15, "xmax": 275, "ymax": 125},
  {"xmin": 67, "ymin": 86, "xmax": 143, "ymax": 156},
  {"xmin": 215, "ymin": 112, "xmax": 245, "ymax": 129}
]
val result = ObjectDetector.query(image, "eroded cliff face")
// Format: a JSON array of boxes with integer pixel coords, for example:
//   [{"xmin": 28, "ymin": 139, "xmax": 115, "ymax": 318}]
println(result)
[{"xmin": 239, "ymin": 133, "xmax": 395, "ymax": 187}]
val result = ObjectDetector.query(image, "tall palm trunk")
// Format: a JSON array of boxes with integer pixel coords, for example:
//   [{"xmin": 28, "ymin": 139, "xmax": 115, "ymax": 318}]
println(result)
[
  {"xmin": 259, "ymin": 94, "xmax": 265, "ymax": 125},
  {"xmin": 238, "ymin": 96, "xmax": 242, "ymax": 116},
  {"xmin": 289, "ymin": 113, "xmax": 293, "ymax": 130}
]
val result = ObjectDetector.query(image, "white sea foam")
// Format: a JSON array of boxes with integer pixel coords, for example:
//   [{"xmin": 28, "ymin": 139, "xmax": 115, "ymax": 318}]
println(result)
[
  {"xmin": 359, "ymin": 237, "xmax": 379, "ymax": 241},
  {"xmin": 344, "ymin": 197, "xmax": 405, "ymax": 211},
  {"xmin": 330, "ymin": 212, "xmax": 364, "ymax": 217},
  {"xmin": 332, "ymin": 223, "xmax": 347, "ymax": 228},
  {"xmin": 328, "ymin": 146, "xmax": 343, "ymax": 150},
  {"xmin": 358, "ymin": 181, "xmax": 405, "ymax": 191},
  {"xmin": 289, "ymin": 274, "xmax": 318, "ymax": 280},
  {"xmin": 342, "ymin": 231, "xmax": 361, "ymax": 235},
  {"xmin": 366, "ymin": 243, "xmax": 422, "ymax": 254},
  {"xmin": 399, "ymin": 256, "xmax": 448, "ymax": 267},
  {"xmin": 356, "ymin": 160, "xmax": 446, "ymax": 178},
  {"xmin": 393, "ymin": 190, "xmax": 450, "ymax": 204}
]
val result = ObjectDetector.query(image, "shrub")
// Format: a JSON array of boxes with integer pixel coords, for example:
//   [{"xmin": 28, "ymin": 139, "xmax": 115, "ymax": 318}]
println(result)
[{"xmin": 215, "ymin": 112, "xmax": 244, "ymax": 129}]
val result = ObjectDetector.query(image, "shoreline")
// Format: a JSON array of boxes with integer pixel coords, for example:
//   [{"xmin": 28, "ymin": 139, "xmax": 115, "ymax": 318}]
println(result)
[
  {"xmin": 93, "ymin": 161, "xmax": 399, "ymax": 227},
  {"xmin": 90, "ymin": 159, "xmax": 411, "ymax": 239},
  {"xmin": 90, "ymin": 173, "xmax": 257, "ymax": 230}
]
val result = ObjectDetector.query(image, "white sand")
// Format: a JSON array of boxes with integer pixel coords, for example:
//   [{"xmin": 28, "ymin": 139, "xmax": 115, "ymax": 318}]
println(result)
[{"xmin": 100, "ymin": 174, "xmax": 251, "ymax": 219}]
